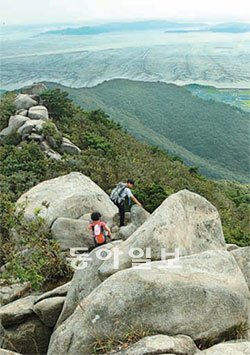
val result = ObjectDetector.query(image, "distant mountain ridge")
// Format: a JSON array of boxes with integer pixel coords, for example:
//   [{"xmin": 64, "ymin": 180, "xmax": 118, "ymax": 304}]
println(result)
[
  {"xmin": 45, "ymin": 80, "xmax": 250, "ymax": 183},
  {"xmin": 39, "ymin": 20, "xmax": 250, "ymax": 36}
]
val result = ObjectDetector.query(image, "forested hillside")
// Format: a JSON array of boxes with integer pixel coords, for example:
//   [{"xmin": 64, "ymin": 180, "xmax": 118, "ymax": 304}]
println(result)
[
  {"xmin": 46, "ymin": 80, "xmax": 250, "ymax": 183},
  {"xmin": 1, "ymin": 88, "xmax": 249, "ymax": 254}
]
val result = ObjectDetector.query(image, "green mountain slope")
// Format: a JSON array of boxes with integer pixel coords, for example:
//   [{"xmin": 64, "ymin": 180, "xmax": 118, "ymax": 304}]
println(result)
[
  {"xmin": 46, "ymin": 80, "xmax": 250, "ymax": 183},
  {"xmin": 0, "ymin": 88, "xmax": 249, "ymax": 290}
]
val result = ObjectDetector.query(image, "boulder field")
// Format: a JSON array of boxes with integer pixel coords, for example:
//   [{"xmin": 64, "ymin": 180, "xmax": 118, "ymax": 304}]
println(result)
[{"xmin": 1, "ymin": 173, "xmax": 249, "ymax": 355}]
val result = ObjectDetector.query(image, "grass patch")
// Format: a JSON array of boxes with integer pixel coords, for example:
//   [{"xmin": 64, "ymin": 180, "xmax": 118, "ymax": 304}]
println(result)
[{"xmin": 90, "ymin": 324, "xmax": 156, "ymax": 354}]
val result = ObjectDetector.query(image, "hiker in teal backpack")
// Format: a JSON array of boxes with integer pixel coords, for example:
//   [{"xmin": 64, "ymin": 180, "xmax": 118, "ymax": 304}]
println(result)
[{"xmin": 110, "ymin": 179, "xmax": 142, "ymax": 227}]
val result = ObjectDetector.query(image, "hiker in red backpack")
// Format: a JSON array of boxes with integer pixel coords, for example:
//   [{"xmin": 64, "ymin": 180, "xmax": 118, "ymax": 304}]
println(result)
[
  {"xmin": 110, "ymin": 179, "xmax": 142, "ymax": 227},
  {"xmin": 88, "ymin": 212, "xmax": 111, "ymax": 248}
]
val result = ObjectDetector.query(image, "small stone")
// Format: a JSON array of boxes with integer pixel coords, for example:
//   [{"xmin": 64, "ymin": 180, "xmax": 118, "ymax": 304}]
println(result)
[
  {"xmin": 60, "ymin": 137, "xmax": 81, "ymax": 155},
  {"xmin": 27, "ymin": 133, "xmax": 43, "ymax": 142},
  {"xmin": 17, "ymin": 119, "xmax": 45, "ymax": 135},
  {"xmin": 226, "ymin": 243, "xmax": 240, "ymax": 251},
  {"xmin": 15, "ymin": 109, "xmax": 28, "ymax": 117},
  {"xmin": 0, "ymin": 296, "xmax": 36, "ymax": 327},
  {"xmin": 46, "ymin": 149, "xmax": 62, "ymax": 160},
  {"xmin": 0, "ymin": 282, "xmax": 31, "ymax": 306},
  {"xmin": 33, "ymin": 297, "xmax": 65, "ymax": 327}
]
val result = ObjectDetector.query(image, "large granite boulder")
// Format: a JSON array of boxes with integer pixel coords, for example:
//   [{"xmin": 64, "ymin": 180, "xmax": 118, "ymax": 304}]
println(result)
[
  {"xmin": 112, "ymin": 334, "xmax": 198, "ymax": 354},
  {"xmin": 0, "ymin": 284, "xmax": 71, "ymax": 354},
  {"xmin": 231, "ymin": 247, "xmax": 250, "ymax": 290},
  {"xmin": 201, "ymin": 341, "xmax": 250, "ymax": 354},
  {"xmin": 17, "ymin": 172, "xmax": 118, "ymax": 228},
  {"xmin": 48, "ymin": 250, "xmax": 249, "ymax": 355},
  {"xmin": 14, "ymin": 94, "xmax": 37, "ymax": 110},
  {"xmin": 28, "ymin": 106, "xmax": 49, "ymax": 121},
  {"xmin": 51, "ymin": 217, "xmax": 94, "ymax": 250},
  {"xmin": 56, "ymin": 241, "xmax": 122, "ymax": 327},
  {"xmin": 118, "ymin": 205, "xmax": 150, "ymax": 240},
  {"xmin": 0, "ymin": 295, "xmax": 52, "ymax": 354},
  {"xmin": 99, "ymin": 189, "xmax": 226, "ymax": 279},
  {"xmin": 8, "ymin": 115, "xmax": 30, "ymax": 131},
  {"xmin": 0, "ymin": 127, "xmax": 12, "ymax": 139},
  {"xmin": 0, "ymin": 115, "xmax": 30, "ymax": 140}
]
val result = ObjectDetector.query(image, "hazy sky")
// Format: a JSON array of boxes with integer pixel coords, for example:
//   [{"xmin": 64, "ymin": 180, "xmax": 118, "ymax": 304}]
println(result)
[{"xmin": 1, "ymin": 0, "xmax": 250, "ymax": 25}]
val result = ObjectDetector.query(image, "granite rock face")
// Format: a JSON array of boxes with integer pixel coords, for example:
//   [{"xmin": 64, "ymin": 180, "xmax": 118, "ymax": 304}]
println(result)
[
  {"xmin": 231, "ymin": 247, "xmax": 250, "ymax": 290},
  {"xmin": 17, "ymin": 172, "xmax": 118, "ymax": 228},
  {"xmin": 48, "ymin": 251, "xmax": 249, "ymax": 355},
  {"xmin": 99, "ymin": 189, "xmax": 226, "ymax": 279}
]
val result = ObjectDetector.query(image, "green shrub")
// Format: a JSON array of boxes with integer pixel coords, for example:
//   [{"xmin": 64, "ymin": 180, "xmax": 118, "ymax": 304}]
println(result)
[
  {"xmin": 0, "ymin": 142, "xmax": 46, "ymax": 177},
  {"xmin": 0, "ymin": 92, "xmax": 16, "ymax": 131},
  {"xmin": 1, "ymin": 131, "xmax": 22, "ymax": 146},
  {"xmin": 0, "ymin": 142, "xmax": 49, "ymax": 201},
  {"xmin": 172, "ymin": 155, "xmax": 184, "ymax": 163},
  {"xmin": 41, "ymin": 88, "xmax": 77, "ymax": 121},
  {"xmin": 133, "ymin": 182, "xmax": 169, "ymax": 213},
  {"xmin": 83, "ymin": 132, "xmax": 112, "ymax": 154},
  {"xmin": 1, "ymin": 198, "xmax": 72, "ymax": 289},
  {"xmin": 42, "ymin": 121, "xmax": 62, "ymax": 147},
  {"xmin": 88, "ymin": 109, "xmax": 121, "ymax": 130},
  {"xmin": 188, "ymin": 166, "xmax": 200, "ymax": 175}
]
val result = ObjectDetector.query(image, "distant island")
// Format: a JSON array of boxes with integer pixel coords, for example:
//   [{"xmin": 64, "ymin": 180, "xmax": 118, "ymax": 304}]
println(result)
[
  {"xmin": 39, "ymin": 20, "xmax": 250, "ymax": 36},
  {"xmin": 165, "ymin": 22, "xmax": 250, "ymax": 34}
]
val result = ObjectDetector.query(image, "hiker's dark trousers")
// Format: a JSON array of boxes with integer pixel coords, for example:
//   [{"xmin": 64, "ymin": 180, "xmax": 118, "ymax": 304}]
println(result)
[{"xmin": 116, "ymin": 201, "xmax": 125, "ymax": 227}]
